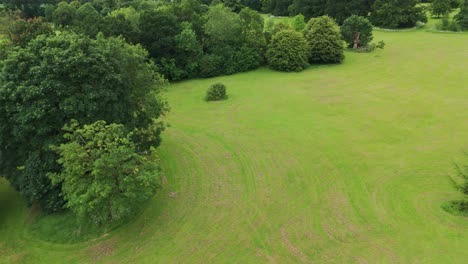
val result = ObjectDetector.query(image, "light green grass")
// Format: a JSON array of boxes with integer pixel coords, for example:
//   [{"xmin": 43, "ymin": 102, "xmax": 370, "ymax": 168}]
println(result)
[{"xmin": 1, "ymin": 29, "xmax": 467, "ymax": 263}]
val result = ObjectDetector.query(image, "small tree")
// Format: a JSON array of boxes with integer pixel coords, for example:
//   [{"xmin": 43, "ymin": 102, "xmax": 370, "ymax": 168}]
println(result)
[
  {"xmin": 304, "ymin": 16, "xmax": 344, "ymax": 64},
  {"xmin": 266, "ymin": 29, "xmax": 309, "ymax": 72},
  {"xmin": 448, "ymin": 152, "xmax": 468, "ymax": 212},
  {"xmin": 341, "ymin": 15, "xmax": 373, "ymax": 48},
  {"xmin": 291, "ymin": 14, "xmax": 306, "ymax": 32},
  {"xmin": 206, "ymin": 83, "xmax": 227, "ymax": 101},
  {"xmin": 431, "ymin": 0, "xmax": 452, "ymax": 17},
  {"xmin": 49, "ymin": 120, "xmax": 160, "ymax": 224}
]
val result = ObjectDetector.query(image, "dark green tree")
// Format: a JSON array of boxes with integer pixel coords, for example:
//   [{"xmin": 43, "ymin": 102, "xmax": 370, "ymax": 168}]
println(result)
[
  {"xmin": 455, "ymin": 0, "xmax": 468, "ymax": 29},
  {"xmin": 262, "ymin": 0, "xmax": 293, "ymax": 16},
  {"xmin": 49, "ymin": 120, "xmax": 160, "ymax": 224},
  {"xmin": 266, "ymin": 29, "xmax": 309, "ymax": 72},
  {"xmin": 431, "ymin": 0, "xmax": 452, "ymax": 17},
  {"xmin": 74, "ymin": 3, "xmax": 102, "ymax": 37},
  {"xmin": 370, "ymin": 0, "xmax": 426, "ymax": 28},
  {"xmin": 304, "ymin": 16, "xmax": 344, "ymax": 63},
  {"xmin": 341, "ymin": 15, "xmax": 373, "ymax": 48},
  {"xmin": 0, "ymin": 32, "xmax": 168, "ymax": 212},
  {"xmin": 7, "ymin": 17, "xmax": 54, "ymax": 47},
  {"xmin": 138, "ymin": 8, "xmax": 181, "ymax": 59},
  {"xmin": 53, "ymin": 1, "xmax": 77, "ymax": 27}
]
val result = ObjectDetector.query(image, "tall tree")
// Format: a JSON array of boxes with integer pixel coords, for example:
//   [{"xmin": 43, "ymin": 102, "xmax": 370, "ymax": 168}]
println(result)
[{"xmin": 0, "ymin": 32, "xmax": 167, "ymax": 212}]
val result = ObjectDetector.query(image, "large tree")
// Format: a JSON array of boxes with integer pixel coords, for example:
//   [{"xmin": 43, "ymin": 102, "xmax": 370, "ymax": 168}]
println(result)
[{"xmin": 0, "ymin": 32, "xmax": 167, "ymax": 212}]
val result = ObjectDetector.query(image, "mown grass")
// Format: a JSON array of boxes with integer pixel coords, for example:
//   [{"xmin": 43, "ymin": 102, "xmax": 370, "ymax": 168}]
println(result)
[{"xmin": 0, "ymin": 28, "xmax": 467, "ymax": 263}]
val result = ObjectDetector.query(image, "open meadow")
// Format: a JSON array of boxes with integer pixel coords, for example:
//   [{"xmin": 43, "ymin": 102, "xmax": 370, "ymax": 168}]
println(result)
[{"xmin": 1, "ymin": 28, "xmax": 467, "ymax": 263}]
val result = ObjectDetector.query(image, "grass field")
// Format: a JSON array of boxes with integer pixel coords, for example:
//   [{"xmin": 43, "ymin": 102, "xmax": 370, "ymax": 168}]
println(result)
[{"xmin": 1, "ymin": 28, "xmax": 468, "ymax": 263}]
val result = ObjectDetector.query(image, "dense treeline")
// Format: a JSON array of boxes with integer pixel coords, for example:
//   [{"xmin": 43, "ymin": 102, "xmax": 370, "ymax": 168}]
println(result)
[{"xmin": 1, "ymin": 0, "xmax": 432, "ymax": 82}]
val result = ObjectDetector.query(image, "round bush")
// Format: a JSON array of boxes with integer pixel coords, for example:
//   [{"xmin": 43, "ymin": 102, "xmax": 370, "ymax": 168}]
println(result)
[
  {"xmin": 205, "ymin": 83, "xmax": 227, "ymax": 101},
  {"xmin": 266, "ymin": 29, "xmax": 309, "ymax": 72},
  {"xmin": 304, "ymin": 16, "xmax": 344, "ymax": 64}
]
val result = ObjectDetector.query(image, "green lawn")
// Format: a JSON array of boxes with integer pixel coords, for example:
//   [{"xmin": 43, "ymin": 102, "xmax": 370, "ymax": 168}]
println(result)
[{"xmin": 1, "ymin": 29, "xmax": 467, "ymax": 263}]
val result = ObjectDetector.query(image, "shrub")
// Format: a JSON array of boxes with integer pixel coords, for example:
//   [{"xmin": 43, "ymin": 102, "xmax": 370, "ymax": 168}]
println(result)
[
  {"xmin": 266, "ymin": 29, "xmax": 309, "ymax": 72},
  {"xmin": 436, "ymin": 15, "xmax": 461, "ymax": 31},
  {"xmin": 376, "ymin": 40, "xmax": 386, "ymax": 49},
  {"xmin": 304, "ymin": 16, "xmax": 344, "ymax": 64},
  {"xmin": 341, "ymin": 15, "xmax": 374, "ymax": 48},
  {"xmin": 206, "ymin": 83, "xmax": 227, "ymax": 101}
]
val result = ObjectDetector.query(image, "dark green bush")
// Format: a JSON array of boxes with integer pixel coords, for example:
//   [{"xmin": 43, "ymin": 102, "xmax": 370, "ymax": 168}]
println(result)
[
  {"xmin": 205, "ymin": 83, "xmax": 227, "ymax": 101},
  {"xmin": 266, "ymin": 29, "xmax": 309, "ymax": 72}
]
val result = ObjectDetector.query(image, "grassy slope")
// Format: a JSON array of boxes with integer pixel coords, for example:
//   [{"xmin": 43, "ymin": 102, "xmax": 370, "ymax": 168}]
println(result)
[{"xmin": 1, "ymin": 29, "xmax": 468, "ymax": 263}]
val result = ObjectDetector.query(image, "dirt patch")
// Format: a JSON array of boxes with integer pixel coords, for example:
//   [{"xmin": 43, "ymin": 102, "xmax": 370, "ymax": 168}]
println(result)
[
  {"xmin": 280, "ymin": 227, "xmax": 311, "ymax": 263},
  {"xmin": 161, "ymin": 176, "xmax": 168, "ymax": 185},
  {"xmin": 88, "ymin": 239, "xmax": 115, "ymax": 263},
  {"xmin": 256, "ymin": 249, "xmax": 277, "ymax": 263},
  {"xmin": 320, "ymin": 191, "xmax": 363, "ymax": 242},
  {"xmin": 25, "ymin": 203, "xmax": 40, "ymax": 224},
  {"xmin": 169, "ymin": 192, "xmax": 178, "ymax": 199}
]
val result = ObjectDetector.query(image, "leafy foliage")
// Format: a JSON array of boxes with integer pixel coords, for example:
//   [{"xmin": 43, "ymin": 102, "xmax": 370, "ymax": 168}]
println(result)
[
  {"xmin": 304, "ymin": 16, "xmax": 344, "ymax": 64},
  {"xmin": 431, "ymin": 0, "xmax": 452, "ymax": 17},
  {"xmin": 7, "ymin": 17, "xmax": 53, "ymax": 47},
  {"xmin": 448, "ymin": 152, "xmax": 468, "ymax": 212},
  {"xmin": 205, "ymin": 83, "xmax": 227, "ymax": 101},
  {"xmin": 291, "ymin": 14, "xmax": 306, "ymax": 31},
  {"xmin": 48, "ymin": 120, "xmax": 160, "ymax": 224},
  {"xmin": 455, "ymin": 0, "xmax": 468, "ymax": 29},
  {"xmin": 289, "ymin": 0, "xmax": 373, "ymax": 24},
  {"xmin": 266, "ymin": 29, "xmax": 309, "ymax": 72},
  {"xmin": 0, "ymin": 32, "xmax": 167, "ymax": 212},
  {"xmin": 341, "ymin": 15, "xmax": 374, "ymax": 48},
  {"xmin": 370, "ymin": 0, "xmax": 426, "ymax": 28}
]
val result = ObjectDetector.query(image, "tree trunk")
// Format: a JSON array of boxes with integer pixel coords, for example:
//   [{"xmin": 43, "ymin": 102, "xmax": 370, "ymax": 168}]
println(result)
[{"xmin": 353, "ymin": 32, "xmax": 360, "ymax": 49}]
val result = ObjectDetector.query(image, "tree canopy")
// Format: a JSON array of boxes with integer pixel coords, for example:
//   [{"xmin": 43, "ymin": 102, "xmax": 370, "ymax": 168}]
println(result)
[
  {"xmin": 0, "ymin": 32, "xmax": 167, "ymax": 212},
  {"xmin": 49, "ymin": 120, "xmax": 160, "ymax": 224}
]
